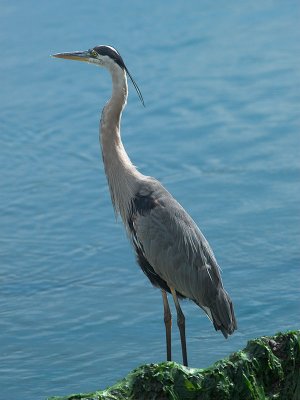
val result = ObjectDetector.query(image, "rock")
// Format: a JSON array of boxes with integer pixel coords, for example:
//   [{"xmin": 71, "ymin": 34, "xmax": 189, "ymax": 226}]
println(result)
[{"xmin": 48, "ymin": 330, "xmax": 300, "ymax": 400}]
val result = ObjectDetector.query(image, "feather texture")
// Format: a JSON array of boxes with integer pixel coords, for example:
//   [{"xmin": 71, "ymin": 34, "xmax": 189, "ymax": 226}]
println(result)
[{"xmin": 127, "ymin": 178, "xmax": 237, "ymax": 337}]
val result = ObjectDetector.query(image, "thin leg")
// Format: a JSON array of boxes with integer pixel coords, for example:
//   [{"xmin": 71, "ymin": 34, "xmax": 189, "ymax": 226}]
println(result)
[
  {"xmin": 161, "ymin": 289, "xmax": 172, "ymax": 362},
  {"xmin": 170, "ymin": 287, "xmax": 188, "ymax": 367}
]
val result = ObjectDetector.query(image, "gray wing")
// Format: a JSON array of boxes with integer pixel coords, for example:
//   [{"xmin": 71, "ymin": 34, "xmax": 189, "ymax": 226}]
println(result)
[{"xmin": 131, "ymin": 178, "xmax": 237, "ymax": 337}]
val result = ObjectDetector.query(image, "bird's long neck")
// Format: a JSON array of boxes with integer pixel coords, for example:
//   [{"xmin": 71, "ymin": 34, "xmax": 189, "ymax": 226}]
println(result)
[{"xmin": 100, "ymin": 65, "xmax": 143, "ymax": 222}]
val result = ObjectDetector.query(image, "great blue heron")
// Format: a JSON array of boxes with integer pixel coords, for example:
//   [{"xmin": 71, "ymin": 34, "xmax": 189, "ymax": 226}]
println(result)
[{"xmin": 53, "ymin": 45, "xmax": 237, "ymax": 367}]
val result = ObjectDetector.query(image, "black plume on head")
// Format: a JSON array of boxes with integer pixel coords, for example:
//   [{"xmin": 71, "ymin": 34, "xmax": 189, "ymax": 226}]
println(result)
[
  {"xmin": 93, "ymin": 45, "xmax": 145, "ymax": 107},
  {"xmin": 93, "ymin": 45, "xmax": 125, "ymax": 70}
]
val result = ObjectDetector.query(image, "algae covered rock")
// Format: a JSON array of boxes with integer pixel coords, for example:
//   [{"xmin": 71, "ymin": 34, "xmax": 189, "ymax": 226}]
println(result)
[{"xmin": 49, "ymin": 330, "xmax": 300, "ymax": 400}]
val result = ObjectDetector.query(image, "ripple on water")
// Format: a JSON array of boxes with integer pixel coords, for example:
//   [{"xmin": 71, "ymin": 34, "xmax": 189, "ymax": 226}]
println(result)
[{"xmin": 0, "ymin": 1, "xmax": 299, "ymax": 399}]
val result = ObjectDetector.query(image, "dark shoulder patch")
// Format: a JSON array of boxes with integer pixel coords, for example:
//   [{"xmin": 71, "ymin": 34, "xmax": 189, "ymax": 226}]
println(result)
[
  {"xmin": 93, "ymin": 45, "xmax": 125, "ymax": 70},
  {"xmin": 127, "ymin": 191, "xmax": 157, "ymax": 234},
  {"xmin": 133, "ymin": 192, "xmax": 157, "ymax": 216}
]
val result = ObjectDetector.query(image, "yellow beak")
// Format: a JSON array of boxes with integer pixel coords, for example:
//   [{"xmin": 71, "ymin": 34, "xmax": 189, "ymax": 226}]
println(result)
[{"xmin": 52, "ymin": 50, "xmax": 91, "ymax": 63}]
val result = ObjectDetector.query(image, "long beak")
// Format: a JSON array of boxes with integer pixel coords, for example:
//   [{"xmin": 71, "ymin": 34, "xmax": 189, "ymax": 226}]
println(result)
[{"xmin": 52, "ymin": 50, "xmax": 91, "ymax": 62}]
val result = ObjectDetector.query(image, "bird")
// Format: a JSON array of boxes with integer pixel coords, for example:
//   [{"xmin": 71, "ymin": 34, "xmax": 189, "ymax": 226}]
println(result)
[{"xmin": 52, "ymin": 45, "xmax": 237, "ymax": 367}]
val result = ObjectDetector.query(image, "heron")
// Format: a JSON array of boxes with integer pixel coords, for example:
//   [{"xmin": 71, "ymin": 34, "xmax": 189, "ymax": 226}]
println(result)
[{"xmin": 53, "ymin": 45, "xmax": 237, "ymax": 367}]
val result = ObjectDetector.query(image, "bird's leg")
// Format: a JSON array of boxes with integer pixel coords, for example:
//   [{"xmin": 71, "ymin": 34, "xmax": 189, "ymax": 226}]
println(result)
[
  {"xmin": 170, "ymin": 287, "xmax": 188, "ymax": 367},
  {"xmin": 161, "ymin": 290, "xmax": 172, "ymax": 361}
]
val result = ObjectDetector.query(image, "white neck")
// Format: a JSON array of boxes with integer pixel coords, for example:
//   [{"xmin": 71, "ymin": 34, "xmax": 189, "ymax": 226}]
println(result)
[{"xmin": 100, "ymin": 64, "xmax": 144, "ymax": 222}]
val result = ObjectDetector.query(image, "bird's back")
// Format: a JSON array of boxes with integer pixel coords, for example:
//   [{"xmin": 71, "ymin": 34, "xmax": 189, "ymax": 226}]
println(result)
[{"xmin": 127, "ymin": 177, "xmax": 237, "ymax": 337}]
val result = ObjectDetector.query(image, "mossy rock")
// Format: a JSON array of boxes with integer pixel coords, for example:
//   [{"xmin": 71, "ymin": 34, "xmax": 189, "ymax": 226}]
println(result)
[{"xmin": 49, "ymin": 330, "xmax": 300, "ymax": 400}]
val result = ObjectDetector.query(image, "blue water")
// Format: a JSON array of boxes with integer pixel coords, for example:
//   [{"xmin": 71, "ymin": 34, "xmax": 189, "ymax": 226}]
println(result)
[{"xmin": 0, "ymin": 1, "xmax": 299, "ymax": 398}]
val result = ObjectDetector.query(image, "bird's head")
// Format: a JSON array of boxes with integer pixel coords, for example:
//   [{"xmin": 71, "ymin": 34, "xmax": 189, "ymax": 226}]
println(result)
[
  {"xmin": 52, "ymin": 45, "xmax": 144, "ymax": 106},
  {"xmin": 53, "ymin": 45, "xmax": 125, "ymax": 70}
]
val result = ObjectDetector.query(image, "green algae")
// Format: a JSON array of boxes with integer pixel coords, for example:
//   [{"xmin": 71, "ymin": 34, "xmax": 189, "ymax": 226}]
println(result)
[{"xmin": 48, "ymin": 330, "xmax": 300, "ymax": 400}]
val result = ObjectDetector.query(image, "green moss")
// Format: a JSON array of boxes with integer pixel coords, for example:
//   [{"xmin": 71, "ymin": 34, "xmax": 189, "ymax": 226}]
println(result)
[{"xmin": 48, "ymin": 330, "xmax": 300, "ymax": 400}]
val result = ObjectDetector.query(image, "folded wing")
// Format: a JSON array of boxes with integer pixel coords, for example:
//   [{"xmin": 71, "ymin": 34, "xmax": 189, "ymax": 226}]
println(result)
[{"xmin": 130, "ymin": 178, "xmax": 237, "ymax": 337}]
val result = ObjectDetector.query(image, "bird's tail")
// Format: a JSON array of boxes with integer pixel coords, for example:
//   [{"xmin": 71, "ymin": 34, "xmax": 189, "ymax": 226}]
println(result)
[{"xmin": 210, "ymin": 288, "xmax": 237, "ymax": 338}]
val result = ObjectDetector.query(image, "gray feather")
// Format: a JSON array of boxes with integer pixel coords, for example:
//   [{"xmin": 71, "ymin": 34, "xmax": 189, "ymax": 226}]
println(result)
[{"xmin": 129, "ymin": 177, "xmax": 237, "ymax": 337}]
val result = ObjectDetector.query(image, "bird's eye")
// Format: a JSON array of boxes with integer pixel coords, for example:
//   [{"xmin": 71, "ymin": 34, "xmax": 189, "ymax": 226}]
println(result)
[{"xmin": 91, "ymin": 49, "xmax": 98, "ymax": 57}]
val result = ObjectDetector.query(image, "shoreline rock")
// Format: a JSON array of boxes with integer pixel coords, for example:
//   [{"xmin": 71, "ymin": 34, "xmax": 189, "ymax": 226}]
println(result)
[{"xmin": 48, "ymin": 330, "xmax": 300, "ymax": 400}]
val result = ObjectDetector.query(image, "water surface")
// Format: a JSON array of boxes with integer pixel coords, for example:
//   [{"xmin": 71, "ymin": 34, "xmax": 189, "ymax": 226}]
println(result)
[{"xmin": 0, "ymin": 1, "xmax": 299, "ymax": 398}]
